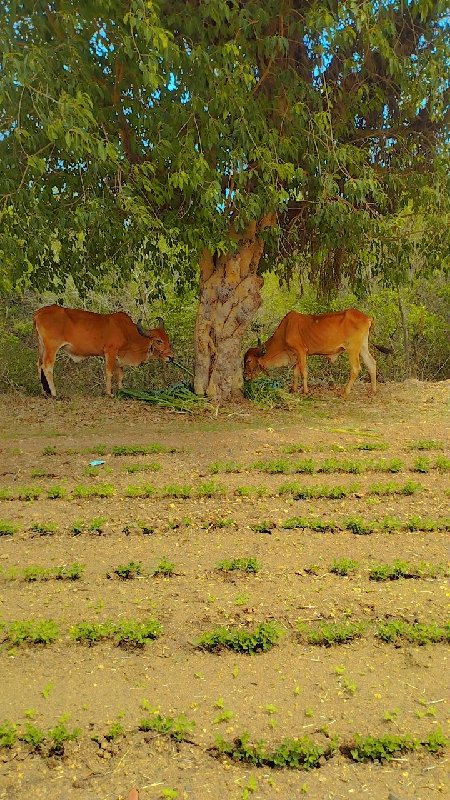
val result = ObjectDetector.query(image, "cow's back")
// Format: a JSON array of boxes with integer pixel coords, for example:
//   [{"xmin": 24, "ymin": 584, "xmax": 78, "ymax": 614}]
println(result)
[
  {"xmin": 283, "ymin": 308, "xmax": 372, "ymax": 354},
  {"xmin": 33, "ymin": 305, "xmax": 134, "ymax": 354}
]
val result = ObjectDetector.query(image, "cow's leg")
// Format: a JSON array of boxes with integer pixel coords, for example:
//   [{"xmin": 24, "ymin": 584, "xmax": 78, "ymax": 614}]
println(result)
[
  {"xmin": 40, "ymin": 345, "xmax": 59, "ymax": 397},
  {"xmin": 116, "ymin": 364, "xmax": 125, "ymax": 392},
  {"xmin": 360, "ymin": 339, "xmax": 377, "ymax": 395},
  {"xmin": 292, "ymin": 351, "xmax": 308, "ymax": 394},
  {"xmin": 343, "ymin": 346, "xmax": 361, "ymax": 397},
  {"xmin": 104, "ymin": 351, "xmax": 118, "ymax": 397}
]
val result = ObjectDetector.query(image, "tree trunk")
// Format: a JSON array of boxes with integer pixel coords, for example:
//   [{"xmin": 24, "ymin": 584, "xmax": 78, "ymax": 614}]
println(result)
[{"xmin": 194, "ymin": 219, "xmax": 272, "ymax": 400}]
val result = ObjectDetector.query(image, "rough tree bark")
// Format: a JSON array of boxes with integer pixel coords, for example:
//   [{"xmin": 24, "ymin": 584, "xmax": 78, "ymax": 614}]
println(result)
[{"xmin": 194, "ymin": 216, "xmax": 274, "ymax": 400}]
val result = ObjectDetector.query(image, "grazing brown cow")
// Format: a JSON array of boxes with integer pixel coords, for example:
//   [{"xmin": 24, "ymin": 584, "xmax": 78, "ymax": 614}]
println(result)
[
  {"xmin": 33, "ymin": 305, "xmax": 173, "ymax": 397},
  {"xmin": 244, "ymin": 308, "xmax": 378, "ymax": 397}
]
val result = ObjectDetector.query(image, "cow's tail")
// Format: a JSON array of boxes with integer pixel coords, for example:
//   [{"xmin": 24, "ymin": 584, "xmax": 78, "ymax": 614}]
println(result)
[
  {"xmin": 33, "ymin": 316, "xmax": 52, "ymax": 396},
  {"xmin": 368, "ymin": 317, "xmax": 394, "ymax": 355}
]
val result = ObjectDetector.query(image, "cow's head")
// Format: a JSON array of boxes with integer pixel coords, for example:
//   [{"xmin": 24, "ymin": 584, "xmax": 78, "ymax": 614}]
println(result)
[
  {"xmin": 136, "ymin": 318, "xmax": 173, "ymax": 363},
  {"xmin": 243, "ymin": 340, "xmax": 267, "ymax": 380}
]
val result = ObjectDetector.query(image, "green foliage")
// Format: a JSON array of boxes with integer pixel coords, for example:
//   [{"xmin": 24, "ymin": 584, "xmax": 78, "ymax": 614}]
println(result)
[
  {"xmin": 119, "ymin": 384, "xmax": 209, "ymax": 413},
  {"xmin": 29, "ymin": 522, "xmax": 58, "ymax": 535},
  {"xmin": 125, "ymin": 484, "xmax": 157, "ymax": 498},
  {"xmin": 369, "ymin": 561, "xmax": 444, "ymax": 581},
  {"xmin": 0, "ymin": 721, "xmax": 17, "ymax": 748},
  {"xmin": 349, "ymin": 733, "xmax": 419, "ymax": 762},
  {"xmin": 281, "ymin": 517, "xmax": 338, "ymax": 532},
  {"xmin": 0, "ymin": 485, "xmax": 42, "ymax": 501},
  {"xmin": 215, "ymin": 732, "xmax": 332, "ymax": 769},
  {"xmin": 243, "ymin": 378, "xmax": 286, "ymax": 408},
  {"xmin": 216, "ymin": 558, "xmax": 260, "ymax": 574},
  {"xmin": 153, "ymin": 559, "xmax": 175, "ymax": 577},
  {"xmin": 73, "ymin": 484, "xmax": 115, "ymax": 498},
  {"xmin": 329, "ymin": 559, "xmax": 359, "ymax": 576},
  {"xmin": 208, "ymin": 460, "xmax": 242, "ymax": 474},
  {"xmin": 368, "ymin": 480, "xmax": 421, "ymax": 496},
  {"xmin": 197, "ymin": 622, "xmax": 284, "ymax": 654},
  {"xmin": 112, "ymin": 444, "xmax": 169, "ymax": 456},
  {"xmin": 71, "ymin": 618, "xmax": 162, "ymax": 647},
  {"xmin": 376, "ymin": 620, "xmax": 450, "ymax": 645},
  {"xmin": 250, "ymin": 521, "xmax": 274, "ymax": 533},
  {"xmin": 162, "ymin": 484, "xmax": 192, "ymax": 499},
  {"xmin": 408, "ymin": 440, "xmax": 444, "ymax": 451},
  {"xmin": 125, "ymin": 462, "xmax": 161, "ymax": 474},
  {"xmin": 297, "ymin": 621, "xmax": 365, "ymax": 646},
  {"xmin": 48, "ymin": 720, "xmax": 81, "ymax": 753},
  {"xmin": 113, "ymin": 561, "xmax": 144, "ymax": 580},
  {"xmin": 139, "ymin": 712, "xmax": 195, "ymax": 742},
  {"xmin": 5, "ymin": 619, "xmax": 59, "ymax": 645},
  {"xmin": 47, "ymin": 485, "xmax": 67, "ymax": 500},
  {"xmin": 196, "ymin": 480, "xmax": 225, "ymax": 498},
  {"xmin": 19, "ymin": 723, "xmax": 45, "ymax": 749},
  {"xmin": 0, "ymin": 519, "xmax": 19, "ymax": 536}
]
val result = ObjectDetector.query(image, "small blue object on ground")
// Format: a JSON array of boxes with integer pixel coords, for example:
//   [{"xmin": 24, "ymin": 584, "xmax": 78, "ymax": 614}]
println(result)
[{"xmin": 89, "ymin": 460, "xmax": 105, "ymax": 467}]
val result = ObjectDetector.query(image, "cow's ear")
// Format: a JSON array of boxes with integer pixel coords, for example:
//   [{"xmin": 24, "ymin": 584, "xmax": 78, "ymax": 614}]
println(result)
[{"xmin": 156, "ymin": 317, "xmax": 165, "ymax": 330}]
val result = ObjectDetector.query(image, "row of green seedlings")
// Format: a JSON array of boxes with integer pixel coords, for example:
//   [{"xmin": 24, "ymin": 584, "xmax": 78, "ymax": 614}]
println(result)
[
  {"xmin": 2, "ymin": 512, "xmax": 449, "ymax": 540},
  {"xmin": 209, "ymin": 455, "xmax": 450, "ymax": 475},
  {"xmin": 1, "ymin": 618, "xmax": 449, "ymax": 651},
  {"xmin": 32, "ymin": 461, "xmax": 162, "ymax": 480},
  {"xmin": 0, "ymin": 479, "xmax": 229, "ymax": 501},
  {"xmin": 1, "ymin": 714, "xmax": 447, "ymax": 769},
  {"xmin": 41, "ymin": 443, "xmax": 178, "ymax": 457},
  {"xmin": 279, "ymin": 439, "xmax": 446, "ymax": 453},
  {"xmin": 253, "ymin": 515, "xmax": 450, "ymax": 535},
  {"xmin": 0, "ymin": 559, "xmax": 175, "ymax": 582}
]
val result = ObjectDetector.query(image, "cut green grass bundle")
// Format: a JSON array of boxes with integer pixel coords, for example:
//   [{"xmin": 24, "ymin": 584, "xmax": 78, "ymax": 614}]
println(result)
[
  {"xmin": 113, "ymin": 561, "xmax": 144, "ymax": 580},
  {"xmin": 70, "ymin": 618, "xmax": 162, "ymax": 647},
  {"xmin": 0, "ymin": 485, "xmax": 42, "ymax": 501},
  {"xmin": 118, "ymin": 383, "xmax": 210, "ymax": 413},
  {"xmin": 125, "ymin": 484, "xmax": 157, "ymax": 498},
  {"xmin": 197, "ymin": 621, "xmax": 283, "ymax": 653},
  {"xmin": 29, "ymin": 522, "xmax": 58, "ymax": 535},
  {"xmin": 369, "ymin": 560, "xmax": 445, "ymax": 581},
  {"xmin": 368, "ymin": 479, "xmax": 421, "ymax": 496},
  {"xmin": 329, "ymin": 559, "xmax": 359, "ymax": 576},
  {"xmin": 208, "ymin": 460, "xmax": 242, "ymax": 474},
  {"xmin": 214, "ymin": 732, "xmax": 334, "ymax": 770},
  {"xmin": 125, "ymin": 462, "xmax": 161, "ymax": 474},
  {"xmin": 4, "ymin": 620, "xmax": 59, "ymax": 646},
  {"xmin": 297, "ymin": 620, "xmax": 365, "ymax": 646},
  {"xmin": 216, "ymin": 557, "xmax": 260, "ymax": 573},
  {"xmin": 72, "ymin": 484, "xmax": 115, "ymax": 499},
  {"xmin": 0, "ymin": 520, "xmax": 19, "ymax": 536},
  {"xmin": 376, "ymin": 620, "xmax": 450, "ymax": 645},
  {"xmin": 139, "ymin": 712, "xmax": 195, "ymax": 742}
]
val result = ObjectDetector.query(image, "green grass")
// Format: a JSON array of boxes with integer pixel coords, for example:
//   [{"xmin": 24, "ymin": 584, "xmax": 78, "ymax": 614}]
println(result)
[
  {"xmin": 216, "ymin": 557, "xmax": 260, "ymax": 573},
  {"xmin": 297, "ymin": 620, "xmax": 366, "ymax": 646},
  {"xmin": 125, "ymin": 484, "xmax": 157, "ymax": 498},
  {"xmin": 139, "ymin": 712, "xmax": 195, "ymax": 741},
  {"xmin": 369, "ymin": 561, "xmax": 445, "ymax": 581},
  {"xmin": 125, "ymin": 462, "xmax": 161, "ymax": 474},
  {"xmin": 29, "ymin": 522, "xmax": 58, "ymax": 535},
  {"xmin": 197, "ymin": 622, "xmax": 284, "ymax": 653},
  {"xmin": 376, "ymin": 620, "xmax": 450, "ymax": 645},
  {"xmin": 208, "ymin": 460, "xmax": 242, "ymax": 474},
  {"xmin": 73, "ymin": 484, "xmax": 115, "ymax": 498},
  {"xmin": 0, "ymin": 519, "xmax": 19, "ymax": 536}
]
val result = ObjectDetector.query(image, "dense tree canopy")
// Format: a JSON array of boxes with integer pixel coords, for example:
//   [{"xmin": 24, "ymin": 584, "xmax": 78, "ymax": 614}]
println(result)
[{"xmin": 1, "ymin": 1, "xmax": 449, "ymax": 395}]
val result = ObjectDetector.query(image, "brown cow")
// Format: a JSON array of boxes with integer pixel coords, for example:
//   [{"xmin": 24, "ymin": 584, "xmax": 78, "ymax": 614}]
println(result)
[
  {"xmin": 33, "ymin": 305, "xmax": 173, "ymax": 397},
  {"xmin": 243, "ymin": 308, "xmax": 378, "ymax": 397}
]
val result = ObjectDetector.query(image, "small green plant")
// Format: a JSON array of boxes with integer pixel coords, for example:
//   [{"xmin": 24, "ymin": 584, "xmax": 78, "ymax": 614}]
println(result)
[
  {"xmin": 197, "ymin": 622, "xmax": 283, "ymax": 653},
  {"xmin": 19, "ymin": 723, "xmax": 45, "ymax": 749},
  {"xmin": 125, "ymin": 484, "xmax": 157, "ymax": 498},
  {"xmin": 125, "ymin": 461, "xmax": 161, "ymax": 473},
  {"xmin": 349, "ymin": 732, "xmax": 419, "ymax": 762},
  {"xmin": 369, "ymin": 561, "xmax": 444, "ymax": 581},
  {"xmin": 6, "ymin": 619, "xmax": 59, "ymax": 645},
  {"xmin": 139, "ymin": 712, "xmax": 195, "ymax": 742},
  {"xmin": 216, "ymin": 557, "xmax": 260, "ymax": 573},
  {"xmin": 29, "ymin": 522, "xmax": 58, "ymax": 535},
  {"xmin": 113, "ymin": 561, "xmax": 144, "ymax": 579},
  {"xmin": 161, "ymin": 789, "xmax": 178, "ymax": 799},
  {"xmin": 105, "ymin": 721, "xmax": 124, "ymax": 741},
  {"xmin": 252, "ymin": 459, "xmax": 291, "ymax": 474},
  {"xmin": 42, "ymin": 445, "xmax": 57, "ymax": 456},
  {"xmin": 112, "ymin": 444, "xmax": 169, "ymax": 456},
  {"xmin": 345, "ymin": 518, "xmax": 377, "ymax": 535},
  {"xmin": 368, "ymin": 480, "xmax": 421, "ymax": 496},
  {"xmin": 378, "ymin": 516, "xmax": 402, "ymax": 532},
  {"xmin": 413, "ymin": 456, "xmax": 431, "ymax": 473},
  {"xmin": 214, "ymin": 709, "xmax": 234, "ymax": 724},
  {"xmin": 153, "ymin": 558, "xmax": 175, "ymax": 577},
  {"xmin": 370, "ymin": 458, "xmax": 404, "ymax": 473},
  {"xmin": 73, "ymin": 484, "xmax": 115, "ymax": 498},
  {"xmin": 210, "ymin": 517, "xmax": 235, "ymax": 529},
  {"xmin": 408, "ymin": 439, "xmax": 444, "ymax": 451},
  {"xmin": 71, "ymin": 618, "xmax": 162, "ymax": 647},
  {"xmin": 196, "ymin": 480, "xmax": 225, "ymax": 497},
  {"xmin": 48, "ymin": 719, "xmax": 81, "ymax": 753},
  {"xmin": 88, "ymin": 516, "xmax": 107, "ymax": 533},
  {"xmin": 162, "ymin": 484, "xmax": 192, "ymax": 499},
  {"xmin": 376, "ymin": 620, "xmax": 450, "ymax": 645},
  {"xmin": 382, "ymin": 708, "xmax": 400, "ymax": 723},
  {"xmin": 291, "ymin": 459, "xmax": 315, "ymax": 474},
  {"xmin": 282, "ymin": 444, "xmax": 309, "ymax": 453},
  {"xmin": 0, "ymin": 519, "xmax": 19, "ymax": 536},
  {"xmin": 355, "ymin": 442, "xmax": 388, "ymax": 451},
  {"xmin": 0, "ymin": 485, "xmax": 42, "ymax": 501},
  {"xmin": 22, "ymin": 565, "xmax": 52, "ymax": 582},
  {"xmin": 329, "ymin": 559, "xmax": 359, "ymax": 576},
  {"xmin": 318, "ymin": 458, "xmax": 364, "ymax": 474},
  {"xmin": 297, "ymin": 620, "xmax": 365, "ymax": 646},
  {"xmin": 250, "ymin": 520, "xmax": 274, "ymax": 533},
  {"xmin": 47, "ymin": 485, "xmax": 67, "ymax": 499},
  {"xmin": 209, "ymin": 460, "xmax": 242, "ymax": 474},
  {"xmin": 435, "ymin": 455, "xmax": 450, "ymax": 472},
  {"xmin": 31, "ymin": 468, "xmax": 57, "ymax": 478},
  {"xmin": 70, "ymin": 518, "xmax": 85, "ymax": 534},
  {"xmin": 54, "ymin": 563, "xmax": 84, "ymax": 580},
  {"xmin": 407, "ymin": 516, "xmax": 450, "ymax": 532},
  {"xmin": 0, "ymin": 721, "xmax": 17, "ymax": 748},
  {"xmin": 214, "ymin": 732, "xmax": 333, "ymax": 769}
]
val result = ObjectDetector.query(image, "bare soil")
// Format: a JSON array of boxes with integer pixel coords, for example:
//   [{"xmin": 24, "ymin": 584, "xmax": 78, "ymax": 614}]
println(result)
[{"xmin": 0, "ymin": 380, "xmax": 449, "ymax": 800}]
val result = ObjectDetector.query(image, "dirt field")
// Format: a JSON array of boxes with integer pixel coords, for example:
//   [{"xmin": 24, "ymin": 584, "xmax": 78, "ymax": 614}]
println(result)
[{"xmin": 0, "ymin": 380, "xmax": 449, "ymax": 800}]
